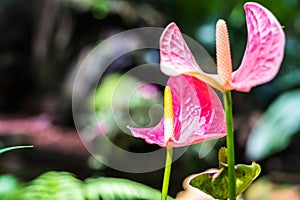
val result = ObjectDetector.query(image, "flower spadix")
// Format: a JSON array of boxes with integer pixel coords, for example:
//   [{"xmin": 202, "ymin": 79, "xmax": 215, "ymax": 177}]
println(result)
[
  {"xmin": 128, "ymin": 75, "xmax": 226, "ymax": 147},
  {"xmin": 216, "ymin": 19, "xmax": 233, "ymax": 89},
  {"xmin": 163, "ymin": 86, "xmax": 174, "ymax": 144},
  {"xmin": 160, "ymin": 2, "xmax": 285, "ymax": 92}
]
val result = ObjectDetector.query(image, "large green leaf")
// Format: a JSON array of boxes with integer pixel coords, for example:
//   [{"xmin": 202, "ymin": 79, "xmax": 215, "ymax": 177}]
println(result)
[
  {"xmin": 190, "ymin": 148, "xmax": 260, "ymax": 199},
  {"xmin": 246, "ymin": 90, "xmax": 300, "ymax": 160}
]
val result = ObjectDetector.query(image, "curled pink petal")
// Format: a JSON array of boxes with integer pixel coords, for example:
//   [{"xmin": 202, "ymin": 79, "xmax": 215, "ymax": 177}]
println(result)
[
  {"xmin": 160, "ymin": 23, "xmax": 202, "ymax": 76},
  {"xmin": 128, "ymin": 75, "xmax": 226, "ymax": 147},
  {"xmin": 128, "ymin": 119, "xmax": 165, "ymax": 147},
  {"xmin": 230, "ymin": 2, "xmax": 285, "ymax": 92}
]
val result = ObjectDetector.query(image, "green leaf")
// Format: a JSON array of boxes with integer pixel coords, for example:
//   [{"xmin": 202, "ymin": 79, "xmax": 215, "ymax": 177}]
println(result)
[
  {"xmin": 0, "ymin": 146, "xmax": 33, "ymax": 154},
  {"xmin": 246, "ymin": 90, "xmax": 300, "ymax": 160},
  {"xmin": 84, "ymin": 177, "xmax": 174, "ymax": 200},
  {"xmin": 234, "ymin": 163, "xmax": 261, "ymax": 195},
  {"xmin": 190, "ymin": 148, "xmax": 261, "ymax": 199},
  {"xmin": 190, "ymin": 162, "xmax": 261, "ymax": 199},
  {"xmin": 16, "ymin": 171, "xmax": 84, "ymax": 200}
]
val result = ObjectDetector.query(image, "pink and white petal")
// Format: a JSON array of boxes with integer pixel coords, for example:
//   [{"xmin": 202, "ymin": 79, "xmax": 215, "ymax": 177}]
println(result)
[
  {"xmin": 167, "ymin": 75, "xmax": 226, "ymax": 147},
  {"xmin": 128, "ymin": 75, "xmax": 225, "ymax": 148},
  {"xmin": 231, "ymin": 2, "xmax": 285, "ymax": 92},
  {"xmin": 168, "ymin": 75, "xmax": 212, "ymax": 141},
  {"xmin": 204, "ymin": 87, "xmax": 226, "ymax": 135},
  {"xmin": 160, "ymin": 23, "xmax": 202, "ymax": 76},
  {"xmin": 127, "ymin": 119, "xmax": 165, "ymax": 147},
  {"xmin": 177, "ymin": 87, "xmax": 226, "ymax": 146}
]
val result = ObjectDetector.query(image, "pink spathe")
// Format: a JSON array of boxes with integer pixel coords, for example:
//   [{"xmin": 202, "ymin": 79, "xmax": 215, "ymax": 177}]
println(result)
[
  {"xmin": 160, "ymin": 2, "xmax": 285, "ymax": 92},
  {"xmin": 128, "ymin": 75, "xmax": 226, "ymax": 147}
]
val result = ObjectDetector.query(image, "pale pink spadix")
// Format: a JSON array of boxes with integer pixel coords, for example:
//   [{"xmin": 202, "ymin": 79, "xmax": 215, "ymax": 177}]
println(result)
[
  {"xmin": 128, "ymin": 75, "xmax": 226, "ymax": 147},
  {"xmin": 160, "ymin": 2, "xmax": 285, "ymax": 92},
  {"xmin": 216, "ymin": 19, "xmax": 232, "ymax": 87}
]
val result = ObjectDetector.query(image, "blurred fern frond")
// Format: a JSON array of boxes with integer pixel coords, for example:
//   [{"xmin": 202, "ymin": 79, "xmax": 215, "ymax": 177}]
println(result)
[
  {"xmin": 1, "ymin": 171, "xmax": 174, "ymax": 200},
  {"xmin": 84, "ymin": 177, "xmax": 172, "ymax": 200},
  {"xmin": 15, "ymin": 171, "xmax": 84, "ymax": 200}
]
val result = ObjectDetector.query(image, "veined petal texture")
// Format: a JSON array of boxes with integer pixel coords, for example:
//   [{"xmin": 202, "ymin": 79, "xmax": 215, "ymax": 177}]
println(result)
[
  {"xmin": 231, "ymin": 2, "xmax": 285, "ymax": 92},
  {"xmin": 128, "ymin": 75, "xmax": 226, "ymax": 147}
]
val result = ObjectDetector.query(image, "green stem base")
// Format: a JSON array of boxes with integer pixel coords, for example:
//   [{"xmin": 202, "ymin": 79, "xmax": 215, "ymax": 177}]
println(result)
[
  {"xmin": 161, "ymin": 147, "xmax": 173, "ymax": 200},
  {"xmin": 223, "ymin": 91, "xmax": 236, "ymax": 200}
]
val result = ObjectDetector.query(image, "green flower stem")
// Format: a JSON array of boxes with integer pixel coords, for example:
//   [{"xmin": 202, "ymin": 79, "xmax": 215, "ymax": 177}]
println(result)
[
  {"xmin": 223, "ymin": 91, "xmax": 236, "ymax": 200},
  {"xmin": 161, "ymin": 146, "xmax": 173, "ymax": 200}
]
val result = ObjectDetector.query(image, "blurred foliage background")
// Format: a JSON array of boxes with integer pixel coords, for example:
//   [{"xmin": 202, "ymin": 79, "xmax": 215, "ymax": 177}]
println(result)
[{"xmin": 0, "ymin": 0, "xmax": 300, "ymax": 199}]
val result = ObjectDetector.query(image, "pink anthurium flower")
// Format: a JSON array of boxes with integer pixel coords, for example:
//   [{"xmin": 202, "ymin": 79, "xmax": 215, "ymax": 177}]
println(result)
[
  {"xmin": 128, "ymin": 74, "xmax": 226, "ymax": 147},
  {"xmin": 160, "ymin": 2, "xmax": 285, "ymax": 92}
]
